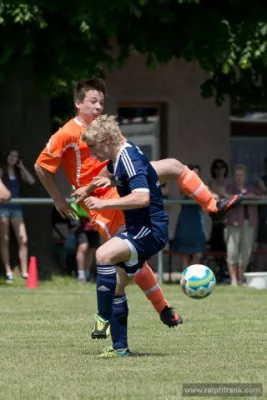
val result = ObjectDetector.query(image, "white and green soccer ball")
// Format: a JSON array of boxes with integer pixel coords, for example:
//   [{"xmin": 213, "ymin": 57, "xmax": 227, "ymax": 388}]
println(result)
[{"xmin": 180, "ymin": 264, "xmax": 216, "ymax": 299}]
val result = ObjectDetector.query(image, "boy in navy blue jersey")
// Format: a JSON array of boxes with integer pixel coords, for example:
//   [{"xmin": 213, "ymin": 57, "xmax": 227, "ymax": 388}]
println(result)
[{"xmin": 81, "ymin": 114, "xmax": 183, "ymax": 358}]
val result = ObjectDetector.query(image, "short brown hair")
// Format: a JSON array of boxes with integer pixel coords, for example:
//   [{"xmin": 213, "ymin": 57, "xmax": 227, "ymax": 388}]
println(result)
[{"xmin": 73, "ymin": 66, "xmax": 107, "ymax": 104}]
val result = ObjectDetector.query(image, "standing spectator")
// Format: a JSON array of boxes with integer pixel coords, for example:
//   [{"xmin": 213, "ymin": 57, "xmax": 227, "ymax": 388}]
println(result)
[
  {"xmin": 208, "ymin": 158, "xmax": 229, "ymax": 252},
  {"xmin": 0, "ymin": 150, "xmax": 35, "ymax": 283},
  {"xmin": 209, "ymin": 158, "xmax": 229, "ymax": 198},
  {"xmin": 224, "ymin": 165, "xmax": 265, "ymax": 285},
  {"xmin": 255, "ymin": 157, "xmax": 267, "ymax": 270},
  {"xmin": 172, "ymin": 164, "xmax": 206, "ymax": 271}
]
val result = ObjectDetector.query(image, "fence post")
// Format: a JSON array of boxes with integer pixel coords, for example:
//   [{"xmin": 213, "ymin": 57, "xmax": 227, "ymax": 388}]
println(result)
[{"xmin": 157, "ymin": 250, "xmax": 163, "ymax": 284}]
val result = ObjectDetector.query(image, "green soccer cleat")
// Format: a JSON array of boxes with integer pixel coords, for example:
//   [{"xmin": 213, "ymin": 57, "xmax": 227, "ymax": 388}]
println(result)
[
  {"xmin": 91, "ymin": 314, "xmax": 111, "ymax": 339},
  {"xmin": 98, "ymin": 346, "xmax": 131, "ymax": 359}
]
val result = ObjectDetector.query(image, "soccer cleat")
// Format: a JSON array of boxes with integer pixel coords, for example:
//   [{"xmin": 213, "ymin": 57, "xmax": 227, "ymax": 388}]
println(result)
[
  {"xmin": 211, "ymin": 193, "xmax": 243, "ymax": 222},
  {"xmin": 100, "ymin": 346, "xmax": 114, "ymax": 354},
  {"xmin": 160, "ymin": 306, "xmax": 183, "ymax": 328},
  {"xmin": 98, "ymin": 346, "xmax": 131, "ymax": 358},
  {"xmin": 91, "ymin": 314, "xmax": 111, "ymax": 339}
]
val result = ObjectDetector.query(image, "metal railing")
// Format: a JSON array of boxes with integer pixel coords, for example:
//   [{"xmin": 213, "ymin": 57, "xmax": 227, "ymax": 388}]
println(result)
[
  {"xmin": 6, "ymin": 197, "xmax": 267, "ymax": 283},
  {"xmin": 7, "ymin": 198, "xmax": 267, "ymax": 206}
]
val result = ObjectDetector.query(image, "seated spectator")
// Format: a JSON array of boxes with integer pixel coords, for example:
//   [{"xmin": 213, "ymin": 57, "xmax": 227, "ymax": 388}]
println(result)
[
  {"xmin": 224, "ymin": 164, "xmax": 266, "ymax": 285},
  {"xmin": 172, "ymin": 164, "xmax": 206, "ymax": 271},
  {"xmin": 0, "ymin": 150, "xmax": 35, "ymax": 283}
]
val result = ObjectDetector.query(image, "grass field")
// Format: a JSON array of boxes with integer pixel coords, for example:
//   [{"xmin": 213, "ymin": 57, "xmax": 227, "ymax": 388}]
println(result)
[{"xmin": 0, "ymin": 277, "xmax": 266, "ymax": 400}]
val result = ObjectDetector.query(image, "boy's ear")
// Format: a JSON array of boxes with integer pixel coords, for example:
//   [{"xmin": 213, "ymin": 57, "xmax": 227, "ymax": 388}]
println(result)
[{"xmin": 74, "ymin": 99, "xmax": 80, "ymax": 110}]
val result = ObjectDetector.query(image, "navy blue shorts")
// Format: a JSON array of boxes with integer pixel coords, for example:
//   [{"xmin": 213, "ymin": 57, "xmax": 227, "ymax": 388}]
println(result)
[{"xmin": 116, "ymin": 226, "xmax": 168, "ymax": 276}]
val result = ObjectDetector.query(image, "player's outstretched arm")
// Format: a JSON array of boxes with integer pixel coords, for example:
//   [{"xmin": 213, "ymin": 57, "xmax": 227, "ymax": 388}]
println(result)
[{"xmin": 84, "ymin": 191, "xmax": 149, "ymax": 211}]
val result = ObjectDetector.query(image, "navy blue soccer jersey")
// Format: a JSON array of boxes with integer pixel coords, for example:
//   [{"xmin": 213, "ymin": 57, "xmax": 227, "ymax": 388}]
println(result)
[{"xmin": 107, "ymin": 141, "xmax": 168, "ymax": 241}]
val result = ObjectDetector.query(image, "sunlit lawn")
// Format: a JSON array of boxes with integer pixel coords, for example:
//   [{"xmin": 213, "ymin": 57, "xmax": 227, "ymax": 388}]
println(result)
[{"xmin": 0, "ymin": 277, "xmax": 266, "ymax": 400}]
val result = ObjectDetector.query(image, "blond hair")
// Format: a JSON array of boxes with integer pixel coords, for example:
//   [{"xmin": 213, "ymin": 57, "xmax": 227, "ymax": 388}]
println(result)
[{"xmin": 82, "ymin": 114, "xmax": 123, "ymax": 146}]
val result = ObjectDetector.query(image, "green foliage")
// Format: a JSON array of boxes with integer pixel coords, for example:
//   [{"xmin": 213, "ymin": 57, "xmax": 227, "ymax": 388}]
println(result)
[{"xmin": 1, "ymin": 0, "xmax": 267, "ymax": 104}]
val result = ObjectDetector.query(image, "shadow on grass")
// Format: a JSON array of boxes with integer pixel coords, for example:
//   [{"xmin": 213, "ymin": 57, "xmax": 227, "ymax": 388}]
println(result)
[
  {"xmin": 82, "ymin": 350, "xmax": 168, "ymax": 357},
  {"xmin": 130, "ymin": 351, "xmax": 168, "ymax": 357}
]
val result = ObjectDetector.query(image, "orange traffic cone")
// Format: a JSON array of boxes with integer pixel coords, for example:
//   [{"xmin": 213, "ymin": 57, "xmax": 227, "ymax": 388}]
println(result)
[{"xmin": 26, "ymin": 256, "xmax": 38, "ymax": 289}]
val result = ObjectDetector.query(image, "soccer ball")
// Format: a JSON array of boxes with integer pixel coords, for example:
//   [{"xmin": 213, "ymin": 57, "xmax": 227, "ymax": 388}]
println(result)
[{"xmin": 180, "ymin": 264, "xmax": 216, "ymax": 299}]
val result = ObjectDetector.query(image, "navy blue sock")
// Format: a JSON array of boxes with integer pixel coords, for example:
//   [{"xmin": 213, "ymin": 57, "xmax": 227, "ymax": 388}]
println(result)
[
  {"xmin": 111, "ymin": 295, "xmax": 129, "ymax": 350},
  {"xmin": 96, "ymin": 265, "xmax": 117, "ymax": 321}
]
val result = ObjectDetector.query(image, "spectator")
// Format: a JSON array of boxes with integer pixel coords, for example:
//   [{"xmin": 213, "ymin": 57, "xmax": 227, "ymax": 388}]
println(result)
[
  {"xmin": 209, "ymin": 158, "xmax": 229, "ymax": 198},
  {"xmin": 224, "ymin": 164, "xmax": 265, "ymax": 286},
  {"xmin": 208, "ymin": 158, "xmax": 229, "ymax": 252},
  {"xmin": 255, "ymin": 157, "xmax": 267, "ymax": 270},
  {"xmin": 0, "ymin": 150, "xmax": 35, "ymax": 283},
  {"xmin": 172, "ymin": 164, "xmax": 206, "ymax": 271}
]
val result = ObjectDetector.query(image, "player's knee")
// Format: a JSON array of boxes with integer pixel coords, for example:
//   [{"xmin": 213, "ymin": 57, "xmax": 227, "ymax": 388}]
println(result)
[
  {"xmin": 168, "ymin": 158, "xmax": 185, "ymax": 176},
  {"xmin": 95, "ymin": 247, "xmax": 112, "ymax": 265}
]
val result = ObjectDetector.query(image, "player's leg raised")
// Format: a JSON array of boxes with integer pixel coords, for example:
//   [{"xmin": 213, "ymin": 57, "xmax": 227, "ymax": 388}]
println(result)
[{"xmin": 151, "ymin": 158, "xmax": 242, "ymax": 217}]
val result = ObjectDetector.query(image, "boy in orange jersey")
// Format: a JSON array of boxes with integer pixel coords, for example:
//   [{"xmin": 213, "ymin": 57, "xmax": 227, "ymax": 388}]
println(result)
[
  {"xmin": 35, "ymin": 75, "xmax": 242, "ymax": 337},
  {"xmin": 35, "ymin": 76, "xmax": 182, "ymax": 332}
]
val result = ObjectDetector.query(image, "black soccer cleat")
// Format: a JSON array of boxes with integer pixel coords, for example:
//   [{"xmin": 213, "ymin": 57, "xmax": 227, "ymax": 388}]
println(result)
[
  {"xmin": 160, "ymin": 306, "xmax": 183, "ymax": 328},
  {"xmin": 210, "ymin": 193, "xmax": 243, "ymax": 222}
]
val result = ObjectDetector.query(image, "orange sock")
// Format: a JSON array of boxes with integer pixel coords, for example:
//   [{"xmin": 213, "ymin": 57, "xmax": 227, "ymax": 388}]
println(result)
[
  {"xmin": 176, "ymin": 166, "xmax": 218, "ymax": 212},
  {"xmin": 133, "ymin": 262, "xmax": 169, "ymax": 314}
]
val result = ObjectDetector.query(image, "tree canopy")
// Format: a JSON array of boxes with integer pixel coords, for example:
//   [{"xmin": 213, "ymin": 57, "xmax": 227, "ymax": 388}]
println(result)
[{"xmin": 1, "ymin": 0, "xmax": 267, "ymax": 105}]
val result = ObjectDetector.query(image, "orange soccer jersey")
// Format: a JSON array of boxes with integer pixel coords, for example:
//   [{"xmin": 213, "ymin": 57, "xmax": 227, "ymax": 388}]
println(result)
[{"xmin": 36, "ymin": 117, "xmax": 125, "ymax": 239}]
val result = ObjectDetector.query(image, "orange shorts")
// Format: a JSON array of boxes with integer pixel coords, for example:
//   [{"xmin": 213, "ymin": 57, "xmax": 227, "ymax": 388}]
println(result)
[{"xmin": 82, "ymin": 187, "xmax": 126, "ymax": 241}]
